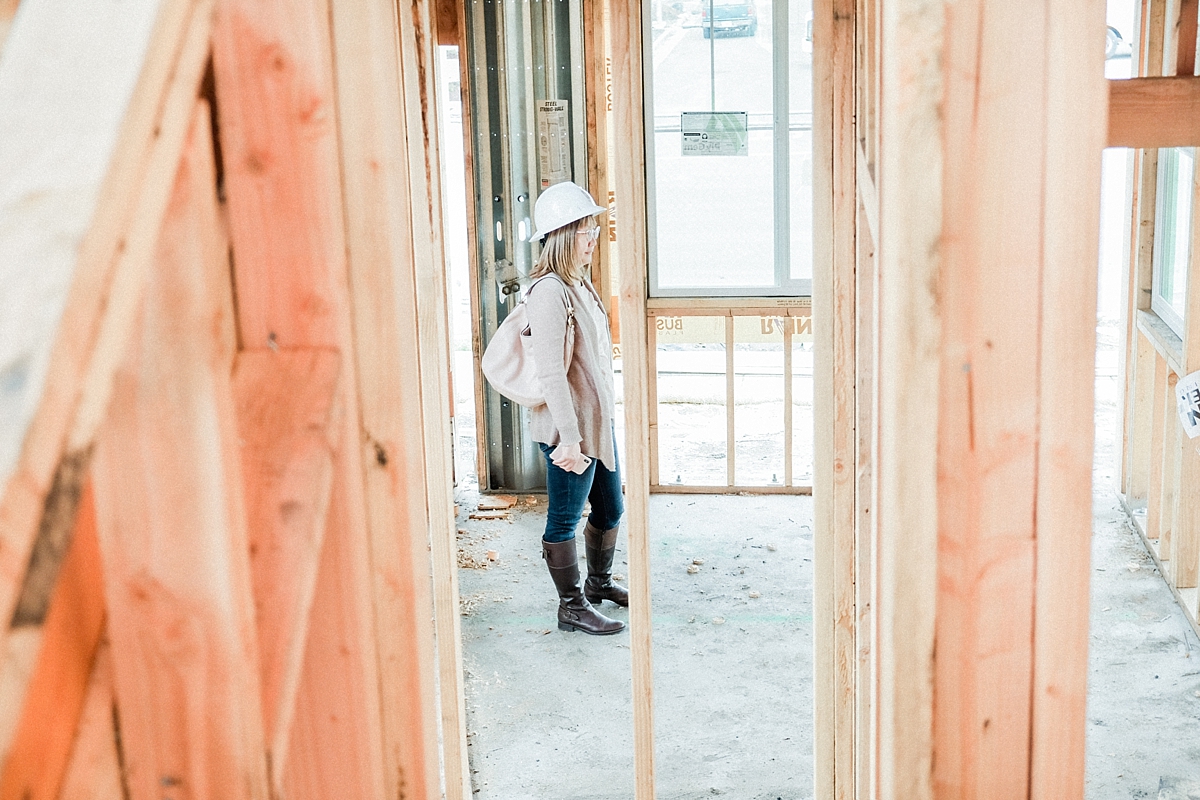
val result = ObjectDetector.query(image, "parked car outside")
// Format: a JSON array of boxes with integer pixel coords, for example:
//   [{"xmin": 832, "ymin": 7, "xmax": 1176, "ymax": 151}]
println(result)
[{"xmin": 701, "ymin": 0, "xmax": 757, "ymax": 38}]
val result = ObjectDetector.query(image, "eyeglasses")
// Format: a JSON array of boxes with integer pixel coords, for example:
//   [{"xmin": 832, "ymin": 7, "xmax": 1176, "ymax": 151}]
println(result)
[{"xmin": 577, "ymin": 225, "xmax": 601, "ymax": 242}]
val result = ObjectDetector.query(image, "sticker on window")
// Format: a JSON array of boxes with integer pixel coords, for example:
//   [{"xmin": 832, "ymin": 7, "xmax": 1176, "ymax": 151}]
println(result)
[{"xmin": 681, "ymin": 111, "xmax": 749, "ymax": 156}]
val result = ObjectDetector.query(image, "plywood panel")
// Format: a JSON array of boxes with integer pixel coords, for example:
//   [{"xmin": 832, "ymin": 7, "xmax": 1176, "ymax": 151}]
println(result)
[{"xmin": 90, "ymin": 102, "xmax": 270, "ymax": 800}]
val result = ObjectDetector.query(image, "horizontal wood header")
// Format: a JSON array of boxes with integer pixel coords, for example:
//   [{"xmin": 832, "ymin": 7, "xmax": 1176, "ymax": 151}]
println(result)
[{"xmin": 1109, "ymin": 76, "xmax": 1200, "ymax": 148}]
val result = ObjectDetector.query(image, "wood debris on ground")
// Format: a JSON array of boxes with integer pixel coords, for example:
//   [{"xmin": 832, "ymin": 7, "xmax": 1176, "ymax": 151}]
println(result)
[
  {"xmin": 477, "ymin": 495, "xmax": 517, "ymax": 511},
  {"xmin": 469, "ymin": 510, "xmax": 510, "ymax": 521}
]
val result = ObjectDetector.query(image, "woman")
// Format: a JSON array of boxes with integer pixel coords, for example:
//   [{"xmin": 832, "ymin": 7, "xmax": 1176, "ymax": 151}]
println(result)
[{"xmin": 525, "ymin": 181, "xmax": 627, "ymax": 636}]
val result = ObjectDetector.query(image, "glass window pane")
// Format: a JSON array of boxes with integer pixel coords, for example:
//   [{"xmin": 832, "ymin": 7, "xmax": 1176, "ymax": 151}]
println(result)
[
  {"xmin": 733, "ymin": 316, "xmax": 786, "ymax": 485},
  {"xmin": 1154, "ymin": 147, "xmax": 1193, "ymax": 330},
  {"xmin": 650, "ymin": 0, "xmax": 776, "ymax": 292},
  {"xmin": 655, "ymin": 315, "xmax": 729, "ymax": 485}
]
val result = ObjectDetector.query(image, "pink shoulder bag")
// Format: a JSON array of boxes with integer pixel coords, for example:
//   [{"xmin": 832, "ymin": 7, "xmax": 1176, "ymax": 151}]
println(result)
[{"xmin": 481, "ymin": 275, "xmax": 575, "ymax": 408}]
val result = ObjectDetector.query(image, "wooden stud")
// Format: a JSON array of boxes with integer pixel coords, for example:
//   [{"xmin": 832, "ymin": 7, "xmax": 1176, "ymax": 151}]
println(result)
[
  {"xmin": 647, "ymin": 315, "xmax": 660, "ymax": 487},
  {"xmin": 0, "ymin": 483, "xmax": 104, "ymax": 800},
  {"xmin": 1158, "ymin": 373, "xmax": 1180, "ymax": 556},
  {"xmin": 1167, "ymin": 111, "xmax": 1200, "ymax": 593},
  {"xmin": 1147, "ymin": 354, "xmax": 1170, "ymax": 539},
  {"xmin": 814, "ymin": 0, "xmax": 858, "ymax": 795},
  {"xmin": 610, "ymin": 0, "xmax": 656, "ymax": 795},
  {"xmin": 331, "ymin": 0, "xmax": 471, "ymax": 791},
  {"xmin": 873, "ymin": 0, "xmax": 943, "ymax": 796},
  {"xmin": 1177, "ymin": 0, "xmax": 1199, "ymax": 74},
  {"xmin": 55, "ymin": 642, "xmax": 123, "ymax": 800},
  {"xmin": 725, "ymin": 316, "xmax": 736, "ymax": 487},
  {"xmin": 211, "ymin": 0, "xmax": 442, "ymax": 790},
  {"xmin": 935, "ymin": 0, "xmax": 1046, "ymax": 791},
  {"xmin": 1172, "ymin": 434, "xmax": 1200, "ymax": 590},
  {"xmin": 232, "ymin": 348, "xmax": 340, "ymax": 781},
  {"xmin": 1029, "ymin": 0, "xmax": 1106, "ymax": 789},
  {"xmin": 452, "ymin": 0, "xmax": 492, "ymax": 492},
  {"xmin": 853, "ymin": 190, "xmax": 877, "ymax": 800},
  {"xmin": 783, "ymin": 317, "xmax": 794, "ymax": 487},
  {"xmin": 1130, "ymin": 332, "xmax": 1159, "ymax": 502},
  {"xmin": 0, "ymin": 0, "xmax": 212, "ymax": 658},
  {"xmin": 90, "ymin": 101, "xmax": 271, "ymax": 800},
  {"xmin": 584, "ymin": 0, "xmax": 612, "ymax": 319}
]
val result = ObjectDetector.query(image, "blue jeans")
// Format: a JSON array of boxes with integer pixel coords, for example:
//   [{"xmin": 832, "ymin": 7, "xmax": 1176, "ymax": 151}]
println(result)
[{"xmin": 538, "ymin": 439, "xmax": 624, "ymax": 543}]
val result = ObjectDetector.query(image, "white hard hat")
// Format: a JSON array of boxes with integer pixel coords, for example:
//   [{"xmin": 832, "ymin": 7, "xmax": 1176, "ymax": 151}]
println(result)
[{"xmin": 531, "ymin": 181, "xmax": 606, "ymax": 240}]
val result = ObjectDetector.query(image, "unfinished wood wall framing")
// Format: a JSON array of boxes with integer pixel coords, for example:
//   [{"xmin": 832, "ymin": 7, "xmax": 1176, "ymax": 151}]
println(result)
[
  {"xmin": 0, "ymin": 0, "xmax": 465, "ymax": 796},
  {"xmin": 817, "ymin": 0, "xmax": 1109, "ymax": 797},
  {"xmin": 1116, "ymin": 0, "xmax": 1200, "ymax": 644},
  {"xmin": 0, "ymin": 0, "xmax": 1131, "ymax": 796}
]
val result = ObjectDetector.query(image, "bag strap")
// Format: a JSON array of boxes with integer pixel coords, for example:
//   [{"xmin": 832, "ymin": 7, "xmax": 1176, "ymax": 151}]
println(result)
[{"xmin": 524, "ymin": 274, "xmax": 575, "ymax": 317}]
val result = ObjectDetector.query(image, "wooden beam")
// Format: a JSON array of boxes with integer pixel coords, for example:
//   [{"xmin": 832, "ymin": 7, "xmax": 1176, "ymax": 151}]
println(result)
[
  {"xmin": 0, "ymin": 483, "xmax": 105, "ymax": 800},
  {"xmin": 232, "ymin": 348, "xmax": 340, "ymax": 784},
  {"xmin": 610, "ymin": 0, "xmax": 656, "ymax": 796},
  {"xmin": 90, "ymin": 101, "xmax": 270, "ymax": 800},
  {"xmin": 330, "ymin": 0, "xmax": 468, "ymax": 792},
  {"xmin": 0, "ymin": 0, "xmax": 212, "ymax": 665},
  {"xmin": 56, "ymin": 642, "xmax": 124, "ymax": 800},
  {"xmin": 1108, "ymin": 77, "xmax": 1200, "ymax": 147}
]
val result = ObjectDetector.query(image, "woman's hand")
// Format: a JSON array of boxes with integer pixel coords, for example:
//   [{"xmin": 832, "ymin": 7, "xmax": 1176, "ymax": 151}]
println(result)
[{"xmin": 550, "ymin": 442, "xmax": 589, "ymax": 473}]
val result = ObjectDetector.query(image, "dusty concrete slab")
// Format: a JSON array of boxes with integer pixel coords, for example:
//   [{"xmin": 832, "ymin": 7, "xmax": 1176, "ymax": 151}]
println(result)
[{"xmin": 456, "ymin": 493, "xmax": 812, "ymax": 799}]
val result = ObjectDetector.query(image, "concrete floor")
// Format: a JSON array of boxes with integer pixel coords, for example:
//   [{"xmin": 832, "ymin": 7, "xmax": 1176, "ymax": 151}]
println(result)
[
  {"xmin": 456, "ymin": 493, "xmax": 811, "ymax": 799},
  {"xmin": 452, "ymin": 326, "xmax": 1200, "ymax": 798}
]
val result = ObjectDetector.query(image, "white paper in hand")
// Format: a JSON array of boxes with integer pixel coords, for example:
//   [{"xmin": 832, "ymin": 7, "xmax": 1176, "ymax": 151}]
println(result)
[{"xmin": 1177, "ymin": 370, "xmax": 1200, "ymax": 439}]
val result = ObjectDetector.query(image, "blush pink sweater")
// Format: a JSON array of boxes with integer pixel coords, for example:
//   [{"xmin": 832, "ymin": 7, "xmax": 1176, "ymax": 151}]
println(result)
[{"xmin": 524, "ymin": 275, "xmax": 617, "ymax": 471}]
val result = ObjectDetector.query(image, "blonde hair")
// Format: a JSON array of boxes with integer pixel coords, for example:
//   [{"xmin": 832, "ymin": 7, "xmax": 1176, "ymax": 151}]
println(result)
[{"xmin": 532, "ymin": 217, "xmax": 592, "ymax": 283}]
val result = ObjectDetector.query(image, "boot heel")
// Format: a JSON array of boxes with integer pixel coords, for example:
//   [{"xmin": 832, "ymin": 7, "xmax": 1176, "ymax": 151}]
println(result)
[
  {"xmin": 585, "ymin": 593, "xmax": 602, "ymax": 605},
  {"xmin": 557, "ymin": 621, "xmax": 578, "ymax": 632}
]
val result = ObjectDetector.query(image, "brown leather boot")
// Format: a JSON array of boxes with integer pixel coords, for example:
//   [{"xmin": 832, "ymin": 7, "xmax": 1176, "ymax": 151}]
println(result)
[
  {"xmin": 543, "ymin": 538, "xmax": 625, "ymax": 635},
  {"xmin": 583, "ymin": 521, "xmax": 629, "ymax": 607}
]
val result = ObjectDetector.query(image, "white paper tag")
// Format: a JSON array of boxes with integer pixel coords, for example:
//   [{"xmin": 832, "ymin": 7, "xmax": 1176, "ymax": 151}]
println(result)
[{"xmin": 1177, "ymin": 370, "xmax": 1200, "ymax": 439}]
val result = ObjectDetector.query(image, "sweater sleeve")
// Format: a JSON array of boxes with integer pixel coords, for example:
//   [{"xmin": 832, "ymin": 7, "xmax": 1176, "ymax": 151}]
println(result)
[{"xmin": 525, "ymin": 280, "xmax": 582, "ymax": 444}]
